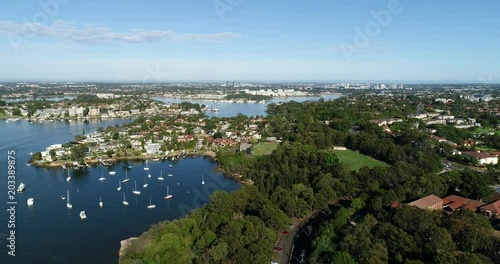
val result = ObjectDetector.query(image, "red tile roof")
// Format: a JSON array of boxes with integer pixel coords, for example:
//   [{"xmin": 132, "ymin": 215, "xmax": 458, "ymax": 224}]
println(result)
[
  {"xmin": 463, "ymin": 151, "xmax": 497, "ymax": 159},
  {"xmin": 479, "ymin": 200, "xmax": 500, "ymax": 213},
  {"xmin": 409, "ymin": 195, "xmax": 443, "ymax": 210},
  {"xmin": 442, "ymin": 195, "xmax": 485, "ymax": 211}
]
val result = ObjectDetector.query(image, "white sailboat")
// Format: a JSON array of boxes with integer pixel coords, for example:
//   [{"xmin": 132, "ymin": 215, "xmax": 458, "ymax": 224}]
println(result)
[
  {"xmin": 79, "ymin": 211, "xmax": 86, "ymax": 220},
  {"xmin": 169, "ymin": 164, "xmax": 173, "ymax": 168},
  {"xmin": 147, "ymin": 197, "xmax": 156, "ymax": 209},
  {"xmin": 99, "ymin": 196, "xmax": 103, "ymax": 207},
  {"xmin": 66, "ymin": 169, "xmax": 71, "ymax": 182},
  {"xmin": 122, "ymin": 192, "xmax": 129, "ymax": 206},
  {"xmin": 143, "ymin": 177, "xmax": 148, "ymax": 188},
  {"xmin": 164, "ymin": 186, "xmax": 173, "ymax": 200},
  {"xmin": 202, "ymin": 173, "xmax": 205, "ymax": 185},
  {"xmin": 122, "ymin": 170, "xmax": 130, "ymax": 183},
  {"xmin": 158, "ymin": 170, "xmax": 164, "ymax": 181},
  {"xmin": 27, "ymin": 198, "xmax": 34, "ymax": 207},
  {"xmin": 99, "ymin": 170, "xmax": 106, "ymax": 181},
  {"xmin": 132, "ymin": 181, "xmax": 141, "ymax": 195},
  {"xmin": 148, "ymin": 173, "xmax": 151, "ymax": 179},
  {"xmin": 109, "ymin": 171, "xmax": 116, "ymax": 175},
  {"xmin": 117, "ymin": 180, "xmax": 122, "ymax": 191},
  {"xmin": 66, "ymin": 190, "xmax": 72, "ymax": 209},
  {"xmin": 143, "ymin": 160, "xmax": 150, "ymax": 171},
  {"xmin": 167, "ymin": 173, "xmax": 173, "ymax": 177}
]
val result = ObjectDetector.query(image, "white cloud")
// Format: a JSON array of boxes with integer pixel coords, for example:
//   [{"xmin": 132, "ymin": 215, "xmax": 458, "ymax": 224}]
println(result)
[{"xmin": 0, "ymin": 20, "xmax": 241, "ymax": 44}]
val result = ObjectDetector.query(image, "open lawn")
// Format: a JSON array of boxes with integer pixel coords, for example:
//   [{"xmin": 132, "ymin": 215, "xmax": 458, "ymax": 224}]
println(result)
[
  {"xmin": 252, "ymin": 142, "xmax": 279, "ymax": 156},
  {"xmin": 332, "ymin": 149, "xmax": 388, "ymax": 171}
]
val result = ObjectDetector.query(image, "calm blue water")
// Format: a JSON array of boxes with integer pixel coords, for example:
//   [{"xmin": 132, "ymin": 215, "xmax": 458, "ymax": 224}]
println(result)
[
  {"xmin": 0, "ymin": 119, "xmax": 239, "ymax": 264},
  {"xmin": 153, "ymin": 95, "xmax": 341, "ymax": 117}
]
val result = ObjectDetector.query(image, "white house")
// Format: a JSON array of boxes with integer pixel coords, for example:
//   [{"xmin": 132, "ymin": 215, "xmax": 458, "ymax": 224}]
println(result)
[
  {"xmin": 464, "ymin": 151, "xmax": 498, "ymax": 165},
  {"xmin": 146, "ymin": 143, "xmax": 161, "ymax": 155}
]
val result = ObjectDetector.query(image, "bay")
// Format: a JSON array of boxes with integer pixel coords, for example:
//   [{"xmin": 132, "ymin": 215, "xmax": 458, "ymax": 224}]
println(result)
[{"xmin": 0, "ymin": 119, "xmax": 239, "ymax": 264}]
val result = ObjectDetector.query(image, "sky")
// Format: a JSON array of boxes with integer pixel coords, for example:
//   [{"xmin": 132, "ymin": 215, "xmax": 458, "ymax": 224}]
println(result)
[{"xmin": 0, "ymin": 0, "xmax": 499, "ymax": 82}]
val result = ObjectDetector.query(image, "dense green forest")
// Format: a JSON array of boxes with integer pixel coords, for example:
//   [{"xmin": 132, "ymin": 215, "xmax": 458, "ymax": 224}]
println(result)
[{"xmin": 120, "ymin": 97, "xmax": 499, "ymax": 263}]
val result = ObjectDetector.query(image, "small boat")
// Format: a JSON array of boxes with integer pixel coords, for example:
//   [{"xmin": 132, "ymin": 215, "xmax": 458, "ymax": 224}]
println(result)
[
  {"xmin": 144, "ymin": 160, "xmax": 150, "ymax": 171},
  {"xmin": 167, "ymin": 173, "xmax": 173, "ymax": 177},
  {"xmin": 152, "ymin": 158, "xmax": 160, "ymax": 161},
  {"xmin": 67, "ymin": 190, "xmax": 72, "ymax": 209},
  {"xmin": 147, "ymin": 197, "xmax": 156, "ymax": 209},
  {"xmin": 79, "ymin": 211, "xmax": 86, "ymax": 220},
  {"xmin": 27, "ymin": 198, "xmax": 34, "ymax": 207},
  {"xmin": 132, "ymin": 181, "xmax": 141, "ymax": 195},
  {"xmin": 117, "ymin": 180, "xmax": 122, "ymax": 191},
  {"xmin": 122, "ymin": 193, "xmax": 129, "ymax": 206},
  {"xmin": 66, "ymin": 169, "xmax": 71, "ymax": 182},
  {"xmin": 122, "ymin": 170, "xmax": 130, "ymax": 183},
  {"xmin": 158, "ymin": 170, "xmax": 164, "ymax": 181},
  {"xmin": 61, "ymin": 195, "xmax": 66, "ymax": 200},
  {"xmin": 169, "ymin": 164, "xmax": 173, "ymax": 168},
  {"xmin": 109, "ymin": 171, "xmax": 116, "ymax": 175},
  {"xmin": 127, "ymin": 165, "xmax": 133, "ymax": 169},
  {"xmin": 17, "ymin": 183, "xmax": 26, "ymax": 192},
  {"xmin": 99, "ymin": 196, "xmax": 103, "ymax": 208},
  {"xmin": 164, "ymin": 186, "xmax": 173, "ymax": 200},
  {"xmin": 202, "ymin": 173, "xmax": 205, "ymax": 185},
  {"xmin": 148, "ymin": 173, "xmax": 151, "ymax": 179},
  {"xmin": 143, "ymin": 177, "xmax": 148, "ymax": 188},
  {"xmin": 99, "ymin": 170, "xmax": 106, "ymax": 181}
]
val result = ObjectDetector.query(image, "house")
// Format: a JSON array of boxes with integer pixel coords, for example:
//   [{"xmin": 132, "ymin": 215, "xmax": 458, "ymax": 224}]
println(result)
[
  {"xmin": 479, "ymin": 200, "xmax": 500, "ymax": 219},
  {"xmin": 442, "ymin": 195, "xmax": 485, "ymax": 212},
  {"xmin": 408, "ymin": 195, "xmax": 443, "ymax": 210},
  {"xmin": 463, "ymin": 151, "xmax": 498, "ymax": 165}
]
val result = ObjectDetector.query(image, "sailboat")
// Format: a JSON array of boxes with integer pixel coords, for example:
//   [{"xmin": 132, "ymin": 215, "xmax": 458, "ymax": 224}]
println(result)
[
  {"xmin": 169, "ymin": 164, "xmax": 173, "ymax": 168},
  {"xmin": 79, "ymin": 211, "xmax": 86, "ymax": 220},
  {"xmin": 132, "ymin": 181, "xmax": 141, "ymax": 195},
  {"xmin": 147, "ymin": 197, "xmax": 156, "ymax": 209},
  {"xmin": 167, "ymin": 173, "xmax": 173, "ymax": 177},
  {"xmin": 99, "ymin": 196, "xmax": 103, "ymax": 207},
  {"xmin": 148, "ymin": 173, "xmax": 151, "ymax": 179},
  {"xmin": 143, "ymin": 160, "xmax": 149, "ymax": 171},
  {"xmin": 66, "ymin": 169, "xmax": 71, "ymax": 182},
  {"xmin": 202, "ymin": 173, "xmax": 205, "ymax": 185},
  {"xmin": 164, "ymin": 186, "xmax": 173, "ymax": 200},
  {"xmin": 99, "ymin": 170, "xmax": 106, "ymax": 181},
  {"xmin": 66, "ymin": 190, "xmax": 72, "ymax": 209},
  {"xmin": 143, "ymin": 177, "xmax": 148, "ymax": 188},
  {"xmin": 117, "ymin": 180, "xmax": 122, "ymax": 191},
  {"xmin": 158, "ymin": 170, "xmax": 164, "ymax": 181},
  {"xmin": 109, "ymin": 171, "xmax": 116, "ymax": 175},
  {"xmin": 122, "ymin": 193, "xmax": 129, "ymax": 206},
  {"xmin": 122, "ymin": 170, "xmax": 130, "ymax": 183},
  {"xmin": 27, "ymin": 198, "xmax": 34, "ymax": 207}
]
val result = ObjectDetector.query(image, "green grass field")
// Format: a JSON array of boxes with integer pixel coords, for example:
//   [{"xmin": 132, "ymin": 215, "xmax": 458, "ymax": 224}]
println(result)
[
  {"xmin": 332, "ymin": 149, "xmax": 388, "ymax": 171},
  {"xmin": 252, "ymin": 143, "xmax": 279, "ymax": 156}
]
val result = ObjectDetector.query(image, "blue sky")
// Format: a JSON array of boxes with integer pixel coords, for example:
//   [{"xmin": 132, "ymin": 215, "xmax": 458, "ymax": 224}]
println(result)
[{"xmin": 0, "ymin": 0, "xmax": 499, "ymax": 82}]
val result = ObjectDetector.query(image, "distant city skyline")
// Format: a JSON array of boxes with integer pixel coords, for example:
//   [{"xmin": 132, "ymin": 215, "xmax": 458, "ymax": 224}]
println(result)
[{"xmin": 0, "ymin": 1, "xmax": 499, "ymax": 82}]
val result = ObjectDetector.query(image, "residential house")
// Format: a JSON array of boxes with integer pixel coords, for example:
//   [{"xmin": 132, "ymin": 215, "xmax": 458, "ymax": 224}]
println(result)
[
  {"xmin": 442, "ymin": 195, "xmax": 485, "ymax": 212},
  {"xmin": 408, "ymin": 195, "xmax": 443, "ymax": 211},
  {"xmin": 463, "ymin": 151, "xmax": 498, "ymax": 165},
  {"xmin": 479, "ymin": 200, "xmax": 500, "ymax": 219}
]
